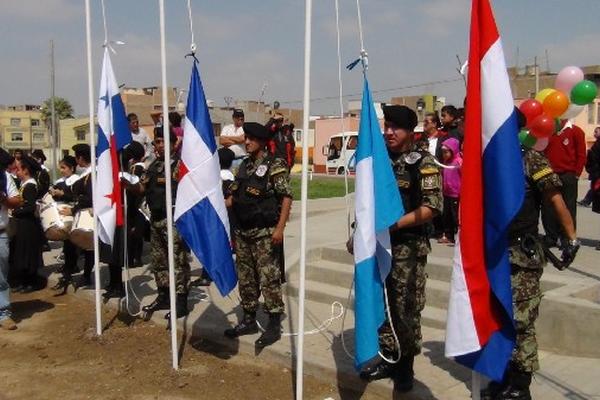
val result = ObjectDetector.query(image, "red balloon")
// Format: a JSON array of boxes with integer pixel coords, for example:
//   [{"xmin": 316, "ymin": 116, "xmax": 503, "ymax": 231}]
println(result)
[
  {"xmin": 519, "ymin": 99, "xmax": 544, "ymax": 125},
  {"xmin": 529, "ymin": 114, "xmax": 556, "ymax": 139}
]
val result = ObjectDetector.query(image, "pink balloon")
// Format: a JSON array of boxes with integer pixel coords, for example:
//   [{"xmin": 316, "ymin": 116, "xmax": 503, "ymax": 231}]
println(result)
[
  {"xmin": 533, "ymin": 137, "xmax": 549, "ymax": 152},
  {"xmin": 555, "ymin": 66, "xmax": 584, "ymax": 94}
]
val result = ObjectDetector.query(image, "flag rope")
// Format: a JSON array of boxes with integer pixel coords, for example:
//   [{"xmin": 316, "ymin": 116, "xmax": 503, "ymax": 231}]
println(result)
[{"xmin": 186, "ymin": 0, "xmax": 197, "ymax": 54}]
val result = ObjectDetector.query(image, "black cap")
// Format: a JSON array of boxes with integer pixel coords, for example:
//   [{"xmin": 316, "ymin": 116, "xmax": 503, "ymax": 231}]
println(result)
[
  {"xmin": 125, "ymin": 141, "xmax": 145, "ymax": 161},
  {"xmin": 32, "ymin": 149, "xmax": 46, "ymax": 162},
  {"xmin": 218, "ymin": 147, "xmax": 235, "ymax": 170},
  {"xmin": 232, "ymin": 109, "xmax": 244, "ymax": 118},
  {"xmin": 0, "ymin": 147, "xmax": 13, "ymax": 168},
  {"xmin": 20, "ymin": 155, "xmax": 42, "ymax": 174},
  {"xmin": 382, "ymin": 105, "xmax": 418, "ymax": 132},
  {"xmin": 60, "ymin": 155, "xmax": 77, "ymax": 170},
  {"xmin": 153, "ymin": 126, "xmax": 177, "ymax": 144},
  {"xmin": 243, "ymin": 122, "xmax": 271, "ymax": 140}
]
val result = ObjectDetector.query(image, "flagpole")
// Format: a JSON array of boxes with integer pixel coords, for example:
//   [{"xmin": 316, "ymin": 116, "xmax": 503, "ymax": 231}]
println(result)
[
  {"xmin": 472, "ymin": 371, "xmax": 481, "ymax": 400},
  {"xmin": 85, "ymin": 0, "xmax": 103, "ymax": 336},
  {"xmin": 296, "ymin": 0, "xmax": 312, "ymax": 398},
  {"xmin": 158, "ymin": 0, "xmax": 179, "ymax": 370}
]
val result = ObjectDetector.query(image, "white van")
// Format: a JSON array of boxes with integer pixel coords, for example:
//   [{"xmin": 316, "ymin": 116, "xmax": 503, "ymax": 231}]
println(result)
[{"xmin": 323, "ymin": 131, "xmax": 358, "ymax": 175}]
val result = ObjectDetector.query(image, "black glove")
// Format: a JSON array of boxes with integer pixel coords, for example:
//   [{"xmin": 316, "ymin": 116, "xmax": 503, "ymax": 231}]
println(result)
[{"xmin": 559, "ymin": 239, "xmax": 580, "ymax": 270}]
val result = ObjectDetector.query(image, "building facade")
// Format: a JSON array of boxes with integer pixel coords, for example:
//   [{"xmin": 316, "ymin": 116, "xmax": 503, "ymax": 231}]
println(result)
[{"xmin": 0, "ymin": 104, "xmax": 49, "ymax": 151}]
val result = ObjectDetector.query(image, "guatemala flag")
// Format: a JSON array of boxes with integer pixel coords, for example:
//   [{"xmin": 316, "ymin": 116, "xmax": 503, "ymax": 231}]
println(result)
[
  {"xmin": 353, "ymin": 77, "xmax": 403, "ymax": 370},
  {"xmin": 95, "ymin": 48, "xmax": 132, "ymax": 246},
  {"xmin": 445, "ymin": 0, "xmax": 525, "ymax": 382},
  {"xmin": 174, "ymin": 61, "xmax": 237, "ymax": 296}
]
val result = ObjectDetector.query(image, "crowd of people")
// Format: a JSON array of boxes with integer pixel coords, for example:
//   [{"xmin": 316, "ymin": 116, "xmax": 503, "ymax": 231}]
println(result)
[{"xmin": 0, "ymin": 100, "xmax": 596, "ymax": 399}]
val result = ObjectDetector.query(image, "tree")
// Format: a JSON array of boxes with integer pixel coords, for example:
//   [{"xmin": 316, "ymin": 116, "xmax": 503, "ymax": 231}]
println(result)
[{"xmin": 41, "ymin": 96, "xmax": 74, "ymax": 126}]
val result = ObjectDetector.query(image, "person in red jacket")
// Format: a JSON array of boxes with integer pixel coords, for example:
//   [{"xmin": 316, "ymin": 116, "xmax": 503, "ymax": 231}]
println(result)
[{"xmin": 542, "ymin": 121, "xmax": 587, "ymax": 247}]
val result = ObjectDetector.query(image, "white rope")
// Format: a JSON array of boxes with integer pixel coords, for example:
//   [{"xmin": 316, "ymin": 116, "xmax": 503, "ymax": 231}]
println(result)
[
  {"xmin": 355, "ymin": 0, "xmax": 368, "ymax": 70},
  {"xmin": 120, "ymin": 190, "xmax": 145, "ymax": 317},
  {"xmin": 255, "ymin": 302, "xmax": 345, "ymax": 337},
  {"xmin": 101, "ymin": 0, "xmax": 108, "ymax": 45},
  {"xmin": 186, "ymin": 0, "xmax": 197, "ymax": 53},
  {"xmin": 334, "ymin": 0, "xmax": 352, "ymax": 241}
]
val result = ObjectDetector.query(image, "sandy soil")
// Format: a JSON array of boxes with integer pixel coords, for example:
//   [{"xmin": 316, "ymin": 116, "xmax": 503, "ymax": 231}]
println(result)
[{"xmin": 0, "ymin": 287, "xmax": 343, "ymax": 400}]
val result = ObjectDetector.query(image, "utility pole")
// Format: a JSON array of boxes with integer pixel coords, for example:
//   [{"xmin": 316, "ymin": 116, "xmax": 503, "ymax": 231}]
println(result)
[
  {"xmin": 534, "ymin": 56, "xmax": 540, "ymax": 95},
  {"xmin": 50, "ymin": 39, "xmax": 58, "ymax": 181}
]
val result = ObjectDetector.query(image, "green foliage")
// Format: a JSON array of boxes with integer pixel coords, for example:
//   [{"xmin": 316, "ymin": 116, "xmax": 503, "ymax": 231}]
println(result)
[{"xmin": 41, "ymin": 96, "xmax": 74, "ymax": 125}]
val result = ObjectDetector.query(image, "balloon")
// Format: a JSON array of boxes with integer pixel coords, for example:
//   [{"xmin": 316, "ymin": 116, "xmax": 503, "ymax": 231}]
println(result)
[
  {"xmin": 542, "ymin": 90, "xmax": 570, "ymax": 118},
  {"xmin": 529, "ymin": 114, "xmax": 556, "ymax": 138},
  {"xmin": 518, "ymin": 129, "xmax": 537, "ymax": 148},
  {"xmin": 570, "ymin": 80, "xmax": 598, "ymax": 105},
  {"xmin": 535, "ymin": 88, "xmax": 556, "ymax": 103},
  {"xmin": 562, "ymin": 103, "xmax": 585, "ymax": 119},
  {"xmin": 533, "ymin": 137, "xmax": 549, "ymax": 152},
  {"xmin": 519, "ymin": 99, "xmax": 543, "ymax": 125},
  {"xmin": 555, "ymin": 66, "xmax": 584, "ymax": 94}
]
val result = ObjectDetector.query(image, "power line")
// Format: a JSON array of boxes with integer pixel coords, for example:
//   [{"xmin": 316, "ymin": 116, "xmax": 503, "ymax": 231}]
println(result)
[{"xmin": 278, "ymin": 76, "xmax": 463, "ymax": 104}]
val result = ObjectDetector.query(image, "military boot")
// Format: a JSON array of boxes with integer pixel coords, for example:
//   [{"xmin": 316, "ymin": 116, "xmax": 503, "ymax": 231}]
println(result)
[
  {"xmin": 497, "ymin": 369, "xmax": 531, "ymax": 400},
  {"xmin": 224, "ymin": 312, "xmax": 258, "ymax": 338},
  {"xmin": 142, "ymin": 287, "xmax": 170, "ymax": 313},
  {"xmin": 481, "ymin": 369, "xmax": 511, "ymax": 400},
  {"xmin": 359, "ymin": 355, "xmax": 396, "ymax": 382},
  {"xmin": 393, "ymin": 355, "xmax": 415, "ymax": 393},
  {"xmin": 164, "ymin": 292, "xmax": 190, "ymax": 319},
  {"xmin": 255, "ymin": 313, "xmax": 282, "ymax": 347}
]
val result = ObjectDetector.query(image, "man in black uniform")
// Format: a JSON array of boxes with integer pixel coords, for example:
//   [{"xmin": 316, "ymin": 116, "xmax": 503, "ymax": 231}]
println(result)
[
  {"xmin": 358, "ymin": 105, "xmax": 443, "ymax": 393},
  {"xmin": 139, "ymin": 127, "xmax": 191, "ymax": 318}
]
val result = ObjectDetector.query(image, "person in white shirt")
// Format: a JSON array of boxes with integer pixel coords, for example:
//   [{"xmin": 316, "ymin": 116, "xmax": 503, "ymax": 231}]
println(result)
[
  {"xmin": 127, "ymin": 113, "xmax": 154, "ymax": 163},
  {"xmin": 219, "ymin": 109, "xmax": 246, "ymax": 161},
  {"xmin": 0, "ymin": 149, "xmax": 20, "ymax": 330}
]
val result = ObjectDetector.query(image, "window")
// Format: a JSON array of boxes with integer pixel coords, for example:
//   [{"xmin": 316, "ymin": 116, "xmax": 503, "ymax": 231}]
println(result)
[
  {"xmin": 295, "ymin": 129, "xmax": 302, "ymax": 142},
  {"xmin": 31, "ymin": 119, "xmax": 40, "ymax": 127},
  {"xmin": 11, "ymin": 132, "xmax": 24, "ymax": 142},
  {"xmin": 75, "ymin": 130, "xmax": 86, "ymax": 141},
  {"xmin": 588, "ymin": 104, "xmax": 596, "ymax": 125},
  {"xmin": 10, "ymin": 118, "xmax": 21, "ymax": 127},
  {"xmin": 33, "ymin": 132, "xmax": 45, "ymax": 142},
  {"xmin": 597, "ymin": 103, "xmax": 600, "ymax": 125},
  {"xmin": 346, "ymin": 136, "xmax": 358, "ymax": 150}
]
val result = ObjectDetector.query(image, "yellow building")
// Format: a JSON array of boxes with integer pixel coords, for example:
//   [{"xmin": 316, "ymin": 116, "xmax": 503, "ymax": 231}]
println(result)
[
  {"xmin": 59, "ymin": 116, "xmax": 97, "ymax": 156},
  {"xmin": 0, "ymin": 104, "xmax": 49, "ymax": 151}
]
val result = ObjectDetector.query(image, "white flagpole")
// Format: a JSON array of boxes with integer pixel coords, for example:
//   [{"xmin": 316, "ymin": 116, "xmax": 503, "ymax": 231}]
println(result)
[
  {"xmin": 85, "ymin": 0, "xmax": 103, "ymax": 337},
  {"xmin": 296, "ymin": 0, "xmax": 312, "ymax": 398},
  {"xmin": 158, "ymin": 0, "xmax": 179, "ymax": 370}
]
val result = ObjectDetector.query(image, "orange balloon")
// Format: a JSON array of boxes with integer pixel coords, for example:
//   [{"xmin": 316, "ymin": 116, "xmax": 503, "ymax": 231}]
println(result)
[{"xmin": 543, "ymin": 90, "xmax": 570, "ymax": 118}]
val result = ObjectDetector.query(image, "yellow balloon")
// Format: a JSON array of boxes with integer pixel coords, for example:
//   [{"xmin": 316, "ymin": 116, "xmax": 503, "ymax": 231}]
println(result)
[{"xmin": 535, "ymin": 88, "xmax": 556, "ymax": 104}]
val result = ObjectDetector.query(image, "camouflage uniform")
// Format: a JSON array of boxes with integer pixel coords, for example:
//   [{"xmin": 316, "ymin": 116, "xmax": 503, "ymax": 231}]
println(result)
[
  {"xmin": 231, "ymin": 154, "xmax": 292, "ymax": 314},
  {"xmin": 508, "ymin": 149, "xmax": 562, "ymax": 372},
  {"xmin": 379, "ymin": 147, "xmax": 443, "ymax": 357},
  {"xmin": 143, "ymin": 157, "xmax": 191, "ymax": 294}
]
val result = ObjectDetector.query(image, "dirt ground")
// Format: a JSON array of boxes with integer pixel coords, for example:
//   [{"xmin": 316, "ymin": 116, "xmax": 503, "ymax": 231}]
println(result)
[{"xmin": 0, "ymin": 287, "xmax": 342, "ymax": 400}]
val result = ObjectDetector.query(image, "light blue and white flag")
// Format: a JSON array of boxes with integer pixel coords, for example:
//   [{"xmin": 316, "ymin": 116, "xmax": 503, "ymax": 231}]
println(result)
[{"xmin": 353, "ymin": 77, "xmax": 403, "ymax": 369}]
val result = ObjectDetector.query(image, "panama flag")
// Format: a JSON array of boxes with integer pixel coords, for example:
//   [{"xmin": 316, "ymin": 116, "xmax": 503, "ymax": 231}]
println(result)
[
  {"xmin": 174, "ymin": 61, "xmax": 237, "ymax": 296},
  {"xmin": 353, "ymin": 77, "xmax": 403, "ymax": 370},
  {"xmin": 95, "ymin": 48, "xmax": 132, "ymax": 246},
  {"xmin": 445, "ymin": 0, "xmax": 525, "ymax": 382}
]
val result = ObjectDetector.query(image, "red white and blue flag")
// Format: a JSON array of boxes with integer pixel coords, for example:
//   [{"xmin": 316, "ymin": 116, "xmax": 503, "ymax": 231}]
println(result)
[
  {"xmin": 445, "ymin": 0, "xmax": 525, "ymax": 382},
  {"xmin": 174, "ymin": 61, "xmax": 237, "ymax": 296},
  {"xmin": 95, "ymin": 48, "xmax": 132, "ymax": 246}
]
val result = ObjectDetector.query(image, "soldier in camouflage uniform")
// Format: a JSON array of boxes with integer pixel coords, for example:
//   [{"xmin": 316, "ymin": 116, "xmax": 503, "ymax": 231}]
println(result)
[
  {"xmin": 139, "ymin": 127, "xmax": 191, "ymax": 318},
  {"xmin": 224, "ymin": 122, "xmax": 293, "ymax": 348},
  {"xmin": 482, "ymin": 134, "xmax": 579, "ymax": 399},
  {"xmin": 359, "ymin": 105, "xmax": 443, "ymax": 393}
]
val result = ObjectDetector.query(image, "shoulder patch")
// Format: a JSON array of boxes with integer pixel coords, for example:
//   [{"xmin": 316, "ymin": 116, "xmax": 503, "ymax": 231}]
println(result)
[
  {"xmin": 420, "ymin": 167, "xmax": 439, "ymax": 175},
  {"xmin": 532, "ymin": 167, "xmax": 553, "ymax": 182}
]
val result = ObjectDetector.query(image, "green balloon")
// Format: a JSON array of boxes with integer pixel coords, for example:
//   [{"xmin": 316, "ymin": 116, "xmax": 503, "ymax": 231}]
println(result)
[
  {"xmin": 519, "ymin": 129, "xmax": 536, "ymax": 148},
  {"xmin": 570, "ymin": 80, "xmax": 598, "ymax": 105}
]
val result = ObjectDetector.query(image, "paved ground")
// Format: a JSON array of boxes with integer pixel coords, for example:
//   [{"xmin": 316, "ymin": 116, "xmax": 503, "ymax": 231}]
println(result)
[{"xmin": 28, "ymin": 180, "xmax": 600, "ymax": 399}]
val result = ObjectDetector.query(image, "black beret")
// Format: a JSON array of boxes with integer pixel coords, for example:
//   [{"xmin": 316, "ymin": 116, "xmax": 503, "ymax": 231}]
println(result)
[
  {"xmin": 20, "ymin": 155, "xmax": 42, "ymax": 174},
  {"xmin": 232, "ymin": 109, "xmax": 244, "ymax": 118},
  {"xmin": 153, "ymin": 126, "xmax": 177, "ymax": 144},
  {"xmin": 218, "ymin": 147, "xmax": 235, "ymax": 170},
  {"xmin": 60, "ymin": 155, "xmax": 77, "ymax": 170},
  {"xmin": 72, "ymin": 143, "xmax": 91, "ymax": 158},
  {"xmin": 32, "ymin": 149, "xmax": 47, "ymax": 162},
  {"xmin": 382, "ymin": 105, "xmax": 418, "ymax": 132},
  {"xmin": 243, "ymin": 122, "xmax": 271, "ymax": 140}
]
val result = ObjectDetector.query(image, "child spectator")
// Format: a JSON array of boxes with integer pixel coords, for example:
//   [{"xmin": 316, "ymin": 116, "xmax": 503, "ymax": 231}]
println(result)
[{"xmin": 439, "ymin": 138, "xmax": 462, "ymax": 245}]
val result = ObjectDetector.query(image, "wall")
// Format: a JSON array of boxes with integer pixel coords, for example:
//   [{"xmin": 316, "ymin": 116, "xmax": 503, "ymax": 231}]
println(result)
[{"xmin": 0, "ymin": 109, "xmax": 48, "ymax": 150}]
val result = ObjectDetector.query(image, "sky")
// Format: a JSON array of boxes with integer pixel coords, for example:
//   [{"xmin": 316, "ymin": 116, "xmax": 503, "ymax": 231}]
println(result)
[{"xmin": 1, "ymin": 0, "xmax": 600, "ymax": 116}]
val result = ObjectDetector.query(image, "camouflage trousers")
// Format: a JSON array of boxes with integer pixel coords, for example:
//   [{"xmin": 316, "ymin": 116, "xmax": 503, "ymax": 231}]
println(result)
[
  {"xmin": 234, "ymin": 228, "xmax": 284, "ymax": 314},
  {"xmin": 379, "ymin": 240, "xmax": 428, "ymax": 357},
  {"xmin": 150, "ymin": 218, "xmax": 190, "ymax": 294},
  {"xmin": 510, "ymin": 265, "xmax": 543, "ymax": 372}
]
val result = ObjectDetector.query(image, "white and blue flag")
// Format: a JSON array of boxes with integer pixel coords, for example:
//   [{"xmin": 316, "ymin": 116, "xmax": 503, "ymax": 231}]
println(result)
[
  {"xmin": 353, "ymin": 77, "xmax": 403, "ymax": 369},
  {"xmin": 174, "ymin": 61, "xmax": 237, "ymax": 296}
]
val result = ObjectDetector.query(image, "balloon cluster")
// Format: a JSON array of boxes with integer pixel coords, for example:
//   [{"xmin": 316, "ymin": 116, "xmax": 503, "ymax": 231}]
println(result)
[{"xmin": 518, "ymin": 66, "xmax": 598, "ymax": 151}]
